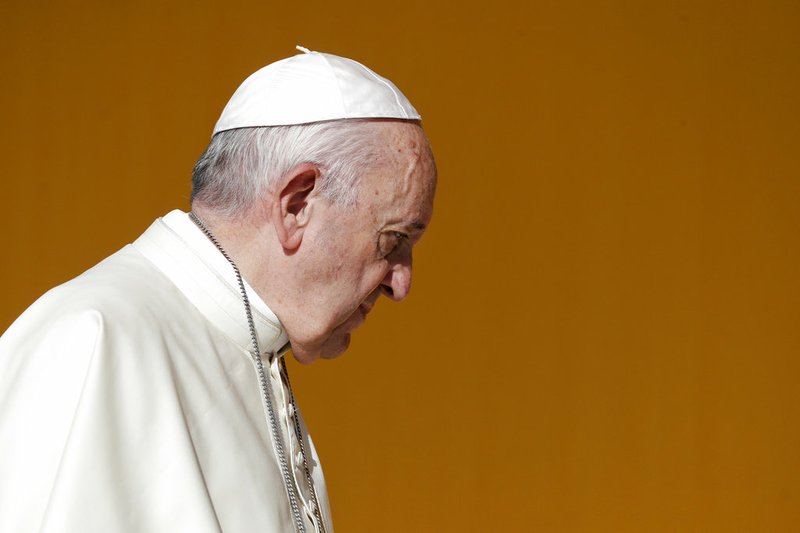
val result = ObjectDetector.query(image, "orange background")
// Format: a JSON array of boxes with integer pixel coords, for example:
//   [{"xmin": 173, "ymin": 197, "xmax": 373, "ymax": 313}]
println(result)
[{"xmin": 2, "ymin": 1, "xmax": 799, "ymax": 531}]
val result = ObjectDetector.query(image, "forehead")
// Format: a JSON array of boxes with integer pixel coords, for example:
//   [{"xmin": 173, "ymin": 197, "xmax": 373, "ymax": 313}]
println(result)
[{"xmin": 358, "ymin": 122, "xmax": 437, "ymax": 225}]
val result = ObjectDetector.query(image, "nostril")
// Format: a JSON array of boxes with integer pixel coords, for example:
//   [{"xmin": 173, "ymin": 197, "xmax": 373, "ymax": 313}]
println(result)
[{"xmin": 381, "ymin": 284, "xmax": 394, "ymax": 299}]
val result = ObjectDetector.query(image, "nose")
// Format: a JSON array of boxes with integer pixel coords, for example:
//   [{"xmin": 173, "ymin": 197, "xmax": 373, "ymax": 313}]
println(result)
[{"xmin": 380, "ymin": 263, "xmax": 412, "ymax": 301}]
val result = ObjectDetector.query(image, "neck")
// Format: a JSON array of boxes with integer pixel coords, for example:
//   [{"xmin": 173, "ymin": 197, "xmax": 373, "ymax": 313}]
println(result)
[
  {"xmin": 191, "ymin": 204, "xmax": 278, "ymax": 303},
  {"xmin": 191, "ymin": 204, "xmax": 323, "ymax": 364}
]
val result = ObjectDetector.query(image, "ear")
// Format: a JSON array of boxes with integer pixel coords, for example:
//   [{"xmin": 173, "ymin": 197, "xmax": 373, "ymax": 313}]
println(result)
[{"xmin": 270, "ymin": 163, "xmax": 320, "ymax": 251}]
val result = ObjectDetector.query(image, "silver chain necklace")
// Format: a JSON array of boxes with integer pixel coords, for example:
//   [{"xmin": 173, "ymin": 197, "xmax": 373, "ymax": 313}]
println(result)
[{"xmin": 189, "ymin": 212, "xmax": 326, "ymax": 533}]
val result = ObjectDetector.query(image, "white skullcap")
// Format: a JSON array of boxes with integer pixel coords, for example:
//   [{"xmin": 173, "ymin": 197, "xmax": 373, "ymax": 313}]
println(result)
[{"xmin": 212, "ymin": 46, "xmax": 421, "ymax": 135}]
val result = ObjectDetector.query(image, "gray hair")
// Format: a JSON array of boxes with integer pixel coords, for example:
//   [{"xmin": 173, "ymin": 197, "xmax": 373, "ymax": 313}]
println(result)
[{"xmin": 190, "ymin": 120, "xmax": 400, "ymax": 216}]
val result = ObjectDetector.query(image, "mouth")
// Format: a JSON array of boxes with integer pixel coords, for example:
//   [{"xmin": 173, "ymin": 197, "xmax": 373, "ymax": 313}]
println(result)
[{"xmin": 345, "ymin": 300, "xmax": 376, "ymax": 333}]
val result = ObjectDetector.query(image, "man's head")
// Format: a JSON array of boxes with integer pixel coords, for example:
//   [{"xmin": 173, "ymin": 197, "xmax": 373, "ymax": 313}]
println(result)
[{"xmin": 190, "ymin": 49, "xmax": 437, "ymax": 363}]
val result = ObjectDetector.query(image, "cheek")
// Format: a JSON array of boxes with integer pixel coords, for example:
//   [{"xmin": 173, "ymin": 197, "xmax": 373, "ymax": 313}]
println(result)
[
  {"xmin": 310, "ymin": 217, "xmax": 383, "ymax": 298},
  {"xmin": 361, "ymin": 264, "xmax": 391, "ymax": 296},
  {"xmin": 313, "ymin": 233, "xmax": 359, "ymax": 282}
]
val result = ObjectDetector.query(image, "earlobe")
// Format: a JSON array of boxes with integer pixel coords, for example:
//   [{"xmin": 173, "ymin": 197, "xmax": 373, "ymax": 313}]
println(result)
[{"xmin": 271, "ymin": 163, "xmax": 320, "ymax": 251}]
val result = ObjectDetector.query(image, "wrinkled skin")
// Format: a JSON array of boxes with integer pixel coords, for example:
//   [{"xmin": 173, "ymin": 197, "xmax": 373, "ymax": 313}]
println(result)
[
  {"xmin": 196, "ymin": 121, "xmax": 438, "ymax": 364},
  {"xmin": 282, "ymin": 122, "xmax": 437, "ymax": 362}
]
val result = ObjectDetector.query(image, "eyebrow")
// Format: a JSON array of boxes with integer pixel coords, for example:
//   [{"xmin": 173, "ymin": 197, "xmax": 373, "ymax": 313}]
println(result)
[
  {"xmin": 409, "ymin": 222, "xmax": 427, "ymax": 231},
  {"xmin": 386, "ymin": 220, "xmax": 428, "ymax": 234}
]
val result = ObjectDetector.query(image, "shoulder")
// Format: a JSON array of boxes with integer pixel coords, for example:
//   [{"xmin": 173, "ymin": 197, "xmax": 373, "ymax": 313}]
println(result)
[
  {"xmin": 42, "ymin": 245, "xmax": 184, "ymax": 324},
  {"xmin": 2, "ymin": 244, "xmax": 191, "ymax": 351},
  {"xmin": 0, "ymin": 243, "xmax": 210, "ymax": 392}
]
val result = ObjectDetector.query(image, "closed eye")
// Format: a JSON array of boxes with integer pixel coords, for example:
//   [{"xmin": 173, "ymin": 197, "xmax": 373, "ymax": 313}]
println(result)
[{"xmin": 378, "ymin": 231, "xmax": 409, "ymax": 258}]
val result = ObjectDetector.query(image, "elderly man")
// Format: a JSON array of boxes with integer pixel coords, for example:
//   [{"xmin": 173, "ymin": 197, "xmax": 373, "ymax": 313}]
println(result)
[{"xmin": 0, "ymin": 48, "xmax": 437, "ymax": 533}]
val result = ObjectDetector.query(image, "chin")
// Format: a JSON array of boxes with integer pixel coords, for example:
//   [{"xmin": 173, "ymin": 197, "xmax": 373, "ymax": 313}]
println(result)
[
  {"xmin": 290, "ymin": 332, "xmax": 351, "ymax": 364},
  {"xmin": 316, "ymin": 332, "xmax": 351, "ymax": 361},
  {"xmin": 322, "ymin": 333, "xmax": 350, "ymax": 359},
  {"xmin": 290, "ymin": 350, "xmax": 318, "ymax": 365}
]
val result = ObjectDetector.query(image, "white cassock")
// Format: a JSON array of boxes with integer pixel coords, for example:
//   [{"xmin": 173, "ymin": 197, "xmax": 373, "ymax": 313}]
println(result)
[{"xmin": 0, "ymin": 210, "xmax": 333, "ymax": 533}]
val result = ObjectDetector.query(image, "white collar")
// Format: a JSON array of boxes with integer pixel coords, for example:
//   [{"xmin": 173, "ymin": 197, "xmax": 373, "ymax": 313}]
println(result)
[{"xmin": 133, "ymin": 209, "xmax": 290, "ymax": 357}]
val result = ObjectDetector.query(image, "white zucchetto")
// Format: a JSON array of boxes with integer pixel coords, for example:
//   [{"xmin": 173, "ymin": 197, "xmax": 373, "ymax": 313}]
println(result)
[{"xmin": 212, "ymin": 46, "xmax": 421, "ymax": 135}]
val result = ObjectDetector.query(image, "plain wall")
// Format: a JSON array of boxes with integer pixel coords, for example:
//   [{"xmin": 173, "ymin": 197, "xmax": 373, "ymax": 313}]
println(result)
[{"xmin": 1, "ymin": 1, "xmax": 798, "ymax": 531}]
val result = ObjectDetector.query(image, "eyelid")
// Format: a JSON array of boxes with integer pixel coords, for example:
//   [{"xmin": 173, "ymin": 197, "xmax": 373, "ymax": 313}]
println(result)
[{"xmin": 379, "ymin": 231, "xmax": 408, "ymax": 258}]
